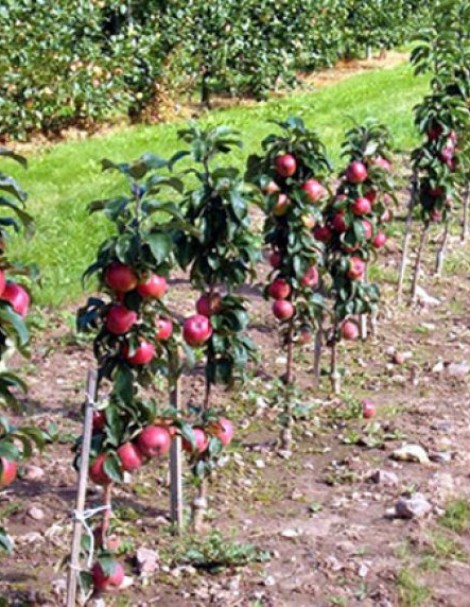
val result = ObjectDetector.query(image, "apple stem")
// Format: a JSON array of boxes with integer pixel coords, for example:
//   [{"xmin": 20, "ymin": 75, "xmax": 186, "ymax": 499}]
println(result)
[
  {"xmin": 434, "ymin": 219, "xmax": 449, "ymax": 277},
  {"xmin": 410, "ymin": 221, "xmax": 430, "ymax": 303},
  {"xmin": 398, "ymin": 167, "xmax": 419, "ymax": 303},
  {"xmin": 462, "ymin": 181, "xmax": 469, "ymax": 242}
]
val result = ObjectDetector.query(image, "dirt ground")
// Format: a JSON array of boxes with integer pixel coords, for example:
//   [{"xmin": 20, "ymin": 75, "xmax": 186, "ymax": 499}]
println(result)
[{"xmin": 1, "ymin": 177, "xmax": 470, "ymax": 607}]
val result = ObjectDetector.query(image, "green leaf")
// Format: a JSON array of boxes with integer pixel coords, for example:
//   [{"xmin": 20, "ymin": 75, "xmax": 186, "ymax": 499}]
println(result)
[{"xmin": 146, "ymin": 232, "xmax": 172, "ymax": 264}]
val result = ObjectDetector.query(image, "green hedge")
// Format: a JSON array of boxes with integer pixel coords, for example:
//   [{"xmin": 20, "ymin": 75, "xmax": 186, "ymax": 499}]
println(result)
[{"xmin": 0, "ymin": 0, "xmax": 434, "ymax": 140}]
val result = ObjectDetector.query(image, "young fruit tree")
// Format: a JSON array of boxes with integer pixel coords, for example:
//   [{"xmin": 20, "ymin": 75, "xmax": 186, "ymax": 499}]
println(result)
[
  {"xmin": 75, "ymin": 154, "xmax": 194, "ymax": 596},
  {"xmin": 0, "ymin": 148, "xmax": 44, "ymax": 553},
  {"xmin": 246, "ymin": 117, "xmax": 330, "ymax": 447},
  {"xmin": 172, "ymin": 124, "xmax": 257, "ymax": 530}
]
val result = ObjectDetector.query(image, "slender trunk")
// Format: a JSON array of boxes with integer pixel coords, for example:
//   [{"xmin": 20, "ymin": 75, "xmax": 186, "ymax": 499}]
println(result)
[
  {"xmin": 366, "ymin": 45, "xmax": 372, "ymax": 60},
  {"xmin": 169, "ymin": 354, "xmax": 183, "ymax": 534},
  {"xmin": 410, "ymin": 222, "xmax": 429, "ymax": 303},
  {"xmin": 370, "ymin": 307, "xmax": 378, "ymax": 338},
  {"xmin": 434, "ymin": 220, "xmax": 450, "ymax": 277},
  {"xmin": 280, "ymin": 320, "xmax": 295, "ymax": 450},
  {"xmin": 330, "ymin": 319, "xmax": 341, "ymax": 395},
  {"xmin": 398, "ymin": 169, "xmax": 419, "ymax": 303},
  {"xmin": 312, "ymin": 315, "xmax": 323, "ymax": 387},
  {"xmin": 201, "ymin": 68, "xmax": 211, "ymax": 108},
  {"xmin": 101, "ymin": 484, "xmax": 113, "ymax": 549},
  {"xmin": 359, "ymin": 264, "xmax": 369, "ymax": 341},
  {"xmin": 462, "ymin": 182, "xmax": 469, "ymax": 242}
]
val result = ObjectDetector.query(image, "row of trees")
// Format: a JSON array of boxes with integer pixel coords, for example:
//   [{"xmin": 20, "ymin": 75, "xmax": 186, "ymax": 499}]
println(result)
[{"xmin": 0, "ymin": 0, "xmax": 434, "ymax": 139}]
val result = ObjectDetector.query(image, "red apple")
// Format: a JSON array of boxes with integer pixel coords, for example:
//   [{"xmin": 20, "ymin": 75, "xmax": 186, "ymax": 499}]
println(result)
[
  {"xmin": 214, "ymin": 418, "xmax": 234, "ymax": 447},
  {"xmin": 183, "ymin": 427, "xmax": 209, "ymax": 453},
  {"xmin": 269, "ymin": 250, "xmax": 282, "ymax": 268},
  {"xmin": 430, "ymin": 209, "xmax": 443, "ymax": 222},
  {"xmin": 429, "ymin": 186, "xmax": 443, "ymax": 197},
  {"xmin": 361, "ymin": 220, "xmax": 373, "ymax": 240},
  {"xmin": 313, "ymin": 225, "xmax": 333, "ymax": 243},
  {"xmin": 1, "ymin": 282, "xmax": 30, "ymax": 317},
  {"xmin": 105, "ymin": 262, "xmax": 138, "ymax": 293},
  {"xmin": 196, "ymin": 292, "xmax": 223, "ymax": 317},
  {"xmin": 302, "ymin": 179, "xmax": 326, "ymax": 204},
  {"xmin": 91, "ymin": 561, "xmax": 125, "ymax": 593},
  {"xmin": 301, "ymin": 266, "xmax": 319, "ymax": 288},
  {"xmin": 105, "ymin": 305, "xmax": 137, "ymax": 335},
  {"xmin": 122, "ymin": 340, "xmax": 155, "ymax": 365},
  {"xmin": 341, "ymin": 320, "xmax": 359, "ymax": 341},
  {"xmin": 364, "ymin": 189, "xmax": 378, "ymax": 204},
  {"xmin": 0, "ymin": 270, "xmax": 5, "ymax": 297},
  {"xmin": 272, "ymin": 299, "xmax": 294, "ymax": 320},
  {"xmin": 298, "ymin": 327, "xmax": 313, "ymax": 344},
  {"xmin": 93, "ymin": 411, "xmax": 106, "ymax": 431},
  {"xmin": 137, "ymin": 274, "xmax": 167, "ymax": 299},
  {"xmin": 89, "ymin": 453, "xmax": 111, "ymax": 486},
  {"xmin": 117, "ymin": 442, "xmax": 143, "ymax": 472},
  {"xmin": 427, "ymin": 124, "xmax": 443, "ymax": 141},
  {"xmin": 273, "ymin": 193, "xmax": 291, "ymax": 217},
  {"xmin": 263, "ymin": 180, "xmax": 280, "ymax": 195},
  {"xmin": 155, "ymin": 317, "xmax": 173, "ymax": 341},
  {"xmin": 352, "ymin": 197, "xmax": 372, "ymax": 216},
  {"xmin": 275, "ymin": 154, "xmax": 297, "ymax": 178},
  {"xmin": 362, "ymin": 399, "xmax": 376, "ymax": 419},
  {"xmin": 0, "ymin": 457, "xmax": 17, "ymax": 488},
  {"xmin": 372, "ymin": 231, "xmax": 387, "ymax": 248},
  {"xmin": 137, "ymin": 425, "xmax": 171, "ymax": 458},
  {"xmin": 182, "ymin": 314, "xmax": 212, "ymax": 347},
  {"xmin": 440, "ymin": 146, "xmax": 454, "ymax": 164},
  {"xmin": 332, "ymin": 212, "xmax": 347, "ymax": 233},
  {"xmin": 346, "ymin": 161, "xmax": 368, "ymax": 183},
  {"xmin": 372, "ymin": 156, "xmax": 392, "ymax": 172},
  {"xmin": 268, "ymin": 278, "xmax": 291, "ymax": 300},
  {"xmin": 347, "ymin": 257, "xmax": 366, "ymax": 280}
]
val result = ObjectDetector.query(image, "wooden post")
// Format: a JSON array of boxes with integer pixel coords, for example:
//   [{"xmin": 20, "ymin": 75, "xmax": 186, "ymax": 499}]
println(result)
[
  {"xmin": 169, "ymin": 354, "xmax": 183, "ymax": 533},
  {"xmin": 410, "ymin": 222, "xmax": 429, "ymax": 303},
  {"xmin": 398, "ymin": 169, "xmax": 418, "ymax": 303},
  {"xmin": 66, "ymin": 369, "xmax": 98, "ymax": 607},
  {"xmin": 434, "ymin": 220, "xmax": 450, "ymax": 277},
  {"xmin": 462, "ymin": 182, "xmax": 469, "ymax": 243}
]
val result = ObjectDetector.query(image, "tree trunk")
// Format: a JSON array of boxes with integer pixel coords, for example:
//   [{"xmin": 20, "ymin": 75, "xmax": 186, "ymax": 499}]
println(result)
[
  {"xmin": 312, "ymin": 318, "xmax": 323, "ymax": 387},
  {"xmin": 434, "ymin": 220, "xmax": 449, "ymax": 277},
  {"xmin": 359, "ymin": 264, "xmax": 369, "ymax": 341},
  {"xmin": 462, "ymin": 181, "xmax": 469, "ymax": 242},
  {"xmin": 398, "ymin": 169, "xmax": 419, "ymax": 303},
  {"xmin": 410, "ymin": 222, "xmax": 429, "ymax": 303},
  {"xmin": 330, "ymin": 319, "xmax": 341, "ymax": 394},
  {"xmin": 201, "ymin": 68, "xmax": 211, "ymax": 108},
  {"xmin": 169, "ymin": 355, "xmax": 183, "ymax": 534}
]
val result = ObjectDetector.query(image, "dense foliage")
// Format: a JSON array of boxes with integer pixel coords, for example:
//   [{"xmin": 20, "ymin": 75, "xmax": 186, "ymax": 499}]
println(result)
[{"xmin": 0, "ymin": 0, "xmax": 434, "ymax": 139}]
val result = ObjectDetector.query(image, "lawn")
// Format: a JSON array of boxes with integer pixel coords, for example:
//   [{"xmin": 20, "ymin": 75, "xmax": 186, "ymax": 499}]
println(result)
[{"xmin": 8, "ymin": 61, "xmax": 429, "ymax": 307}]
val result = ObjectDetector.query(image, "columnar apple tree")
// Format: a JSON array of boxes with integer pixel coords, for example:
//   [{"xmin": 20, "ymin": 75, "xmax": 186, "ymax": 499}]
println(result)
[
  {"xmin": 246, "ymin": 117, "xmax": 330, "ymax": 447},
  {"xmin": 0, "ymin": 149, "xmax": 44, "ymax": 553},
  {"xmin": 76, "ymin": 154, "xmax": 194, "ymax": 593},
  {"xmin": 172, "ymin": 124, "xmax": 257, "ymax": 530}
]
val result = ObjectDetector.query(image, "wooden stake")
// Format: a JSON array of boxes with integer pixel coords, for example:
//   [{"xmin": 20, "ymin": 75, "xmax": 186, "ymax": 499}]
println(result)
[
  {"xmin": 410, "ymin": 222, "xmax": 429, "ymax": 303},
  {"xmin": 398, "ymin": 169, "xmax": 418, "ymax": 303},
  {"xmin": 434, "ymin": 220, "xmax": 449, "ymax": 277},
  {"xmin": 330, "ymin": 320, "xmax": 341, "ymax": 395},
  {"xmin": 462, "ymin": 181, "xmax": 469, "ymax": 243},
  {"xmin": 66, "ymin": 369, "xmax": 98, "ymax": 607},
  {"xmin": 169, "ymin": 355, "xmax": 183, "ymax": 533}
]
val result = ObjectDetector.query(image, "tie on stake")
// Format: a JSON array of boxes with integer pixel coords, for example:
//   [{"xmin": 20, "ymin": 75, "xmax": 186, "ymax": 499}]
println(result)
[{"xmin": 66, "ymin": 369, "xmax": 98, "ymax": 607}]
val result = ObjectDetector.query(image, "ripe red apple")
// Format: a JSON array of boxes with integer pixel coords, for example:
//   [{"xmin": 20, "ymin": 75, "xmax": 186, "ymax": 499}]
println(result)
[
  {"xmin": 332, "ymin": 212, "xmax": 347, "ymax": 233},
  {"xmin": 0, "ymin": 270, "xmax": 5, "ymax": 297},
  {"xmin": 137, "ymin": 274, "xmax": 167, "ymax": 299},
  {"xmin": 429, "ymin": 186, "xmax": 444, "ymax": 197},
  {"xmin": 362, "ymin": 399, "xmax": 376, "ymax": 419},
  {"xmin": 263, "ymin": 180, "xmax": 280, "ymax": 195},
  {"xmin": 298, "ymin": 326, "xmax": 313, "ymax": 344},
  {"xmin": 372, "ymin": 156, "xmax": 392, "ymax": 172},
  {"xmin": 273, "ymin": 194, "xmax": 291, "ymax": 217},
  {"xmin": 137, "ymin": 425, "xmax": 171, "ymax": 458},
  {"xmin": 301, "ymin": 266, "xmax": 319, "ymax": 288},
  {"xmin": 427, "ymin": 124, "xmax": 443, "ymax": 141},
  {"xmin": 352, "ymin": 197, "xmax": 372, "ymax": 216},
  {"xmin": 347, "ymin": 257, "xmax": 366, "ymax": 280},
  {"xmin": 91, "ymin": 561, "xmax": 124, "ymax": 593},
  {"xmin": 93, "ymin": 411, "xmax": 106, "ymax": 431},
  {"xmin": 364, "ymin": 189, "xmax": 378, "ymax": 204},
  {"xmin": 182, "ymin": 314, "xmax": 212, "ymax": 347},
  {"xmin": 122, "ymin": 340, "xmax": 155, "ymax": 365},
  {"xmin": 268, "ymin": 278, "xmax": 291, "ymax": 300},
  {"xmin": 361, "ymin": 220, "xmax": 373, "ymax": 240},
  {"xmin": 89, "ymin": 453, "xmax": 111, "ymax": 486},
  {"xmin": 105, "ymin": 262, "xmax": 138, "ymax": 293},
  {"xmin": 272, "ymin": 299, "xmax": 294, "ymax": 320},
  {"xmin": 346, "ymin": 161, "xmax": 368, "ymax": 184},
  {"xmin": 269, "ymin": 250, "xmax": 282, "ymax": 268},
  {"xmin": 105, "ymin": 305, "xmax": 137, "ymax": 335},
  {"xmin": 117, "ymin": 442, "xmax": 143, "ymax": 472},
  {"xmin": 372, "ymin": 231, "xmax": 387, "ymax": 248},
  {"xmin": 440, "ymin": 146, "xmax": 454, "ymax": 164},
  {"xmin": 183, "ymin": 427, "xmax": 209, "ymax": 453},
  {"xmin": 302, "ymin": 179, "xmax": 326, "ymax": 203},
  {"xmin": 341, "ymin": 320, "xmax": 359, "ymax": 341},
  {"xmin": 155, "ymin": 317, "xmax": 173, "ymax": 341},
  {"xmin": 1, "ymin": 282, "xmax": 30, "ymax": 317},
  {"xmin": 313, "ymin": 225, "xmax": 333, "ymax": 243},
  {"xmin": 275, "ymin": 154, "xmax": 297, "ymax": 178},
  {"xmin": 196, "ymin": 292, "xmax": 223, "ymax": 317},
  {"xmin": 0, "ymin": 457, "xmax": 17, "ymax": 488},
  {"xmin": 214, "ymin": 418, "xmax": 234, "ymax": 447}
]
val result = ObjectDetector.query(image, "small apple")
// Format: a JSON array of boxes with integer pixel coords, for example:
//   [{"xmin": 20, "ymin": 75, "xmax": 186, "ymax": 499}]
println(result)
[
  {"xmin": 214, "ymin": 418, "xmax": 234, "ymax": 447},
  {"xmin": 298, "ymin": 326, "xmax": 313, "ymax": 344},
  {"xmin": 268, "ymin": 278, "xmax": 291, "ymax": 300},
  {"xmin": 341, "ymin": 320, "xmax": 359, "ymax": 341},
  {"xmin": 272, "ymin": 299, "xmax": 294, "ymax": 320},
  {"xmin": 352, "ymin": 197, "xmax": 372, "ymax": 216},
  {"xmin": 93, "ymin": 410, "xmax": 106, "ymax": 431},
  {"xmin": 301, "ymin": 266, "xmax": 319, "ymax": 288},
  {"xmin": 196, "ymin": 292, "xmax": 223, "ymax": 317},
  {"xmin": 0, "ymin": 270, "xmax": 5, "ymax": 297},
  {"xmin": 347, "ymin": 257, "xmax": 366, "ymax": 280},
  {"xmin": 332, "ymin": 212, "xmax": 347, "ymax": 233},
  {"xmin": 372, "ymin": 231, "xmax": 387, "ymax": 248},
  {"xmin": 269, "ymin": 250, "xmax": 282, "ymax": 268},
  {"xmin": 0, "ymin": 457, "xmax": 17, "ymax": 488},
  {"xmin": 263, "ymin": 180, "xmax": 280, "ymax": 195},
  {"xmin": 361, "ymin": 220, "xmax": 373, "ymax": 240},
  {"xmin": 372, "ymin": 156, "xmax": 392, "ymax": 172},
  {"xmin": 302, "ymin": 179, "xmax": 326, "ymax": 204},
  {"xmin": 89, "ymin": 453, "xmax": 111, "ymax": 486},
  {"xmin": 183, "ymin": 427, "xmax": 209, "ymax": 453},
  {"xmin": 364, "ymin": 189, "xmax": 377, "ymax": 204},
  {"xmin": 275, "ymin": 154, "xmax": 297, "ymax": 178},
  {"xmin": 155, "ymin": 317, "xmax": 173, "ymax": 341},
  {"xmin": 301, "ymin": 214, "xmax": 316, "ymax": 229},
  {"xmin": 362, "ymin": 399, "xmax": 376, "ymax": 419},
  {"xmin": 105, "ymin": 262, "xmax": 138, "ymax": 293},
  {"xmin": 105, "ymin": 305, "xmax": 138, "ymax": 335},
  {"xmin": 182, "ymin": 314, "xmax": 212, "ymax": 347},
  {"xmin": 346, "ymin": 161, "xmax": 368, "ymax": 184},
  {"xmin": 137, "ymin": 425, "xmax": 171, "ymax": 457},
  {"xmin": 117, "ymin": 442, "xmax": 143, "ymax": 472},
  {"xmin": 137, "ymin": 274, "xmax": 167, "ymax": 299},
  {"xmin": 122, "ymin": 340, "xmax": 155, "ymax": 365},
  {"xmin": 1, "ymin": 282, "xmax": 30, "ymax": 317},
  {"xmin": 313, "ymin": 225, "xmax": 332, "ymax": 243},
  {"xmin": 273, "ymin": 194, "xmax": 291, "ymax": 217},
  {"xmin": 91, "ymin": 560, "xmax": 125, "ymax": 593}
]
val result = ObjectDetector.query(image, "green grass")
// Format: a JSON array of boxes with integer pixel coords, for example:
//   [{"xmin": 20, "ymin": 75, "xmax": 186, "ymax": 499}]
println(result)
[
  {"xmin": 397, "ymin": 568, "xmax": 431, "ymax": 607},
  {"xmin": 438, "ymin": 499, "xmax": 470, "ymax": 533},
  {"xmin": 7, "ymin": 61, "xmax": 429, "ymax": 306}
]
